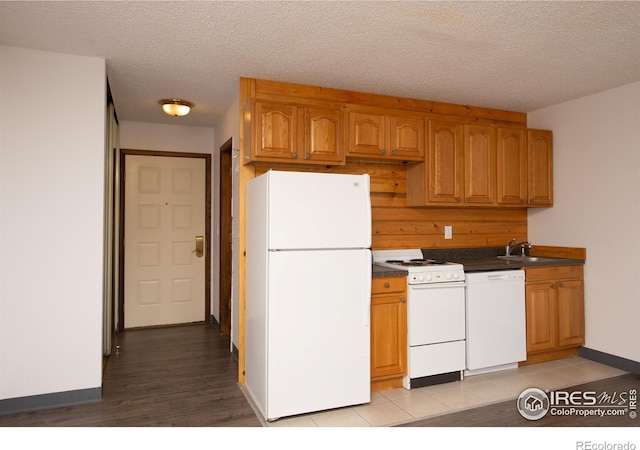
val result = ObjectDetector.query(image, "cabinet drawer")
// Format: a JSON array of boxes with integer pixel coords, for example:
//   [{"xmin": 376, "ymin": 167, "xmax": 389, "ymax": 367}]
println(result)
[
  {"xmin": 372, "ymin": 277, "xmax": 406, "ymax": 295},
  {"xmin": 524, "ymin": 265, "xmax": 583, "ymax": 283}
]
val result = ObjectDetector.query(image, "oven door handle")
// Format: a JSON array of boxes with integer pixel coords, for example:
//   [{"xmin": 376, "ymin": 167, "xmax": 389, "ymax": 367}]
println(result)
[{"xmin": 410, "ymin": 282, "xmax": 465, "ymax": 289}]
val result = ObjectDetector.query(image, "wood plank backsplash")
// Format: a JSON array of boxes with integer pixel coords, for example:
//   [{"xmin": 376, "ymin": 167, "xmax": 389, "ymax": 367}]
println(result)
[{"xmin": 253, "ymin": 162, "xmax": 528, "ymax": 250}]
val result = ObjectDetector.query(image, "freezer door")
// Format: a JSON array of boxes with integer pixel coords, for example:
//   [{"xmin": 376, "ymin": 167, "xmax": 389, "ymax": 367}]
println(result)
[
  {"xmin": 265, "ymin": 249, "xmax": 371, "ymax": 420},
  {"xmin": 264, "ymin": 171, "xmax": 371, "ymax": 250}
]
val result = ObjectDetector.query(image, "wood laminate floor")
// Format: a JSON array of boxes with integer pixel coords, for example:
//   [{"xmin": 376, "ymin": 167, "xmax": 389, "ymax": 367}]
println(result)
[{"xmin": 0, "ymin": 324, "xmax": 262, "ymax": 427}]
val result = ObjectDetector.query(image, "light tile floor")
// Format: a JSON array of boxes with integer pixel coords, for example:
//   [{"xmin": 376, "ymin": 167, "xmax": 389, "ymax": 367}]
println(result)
[{"xmin": 265, "ymin": 357, "xmax": 629, "ymax": 427}]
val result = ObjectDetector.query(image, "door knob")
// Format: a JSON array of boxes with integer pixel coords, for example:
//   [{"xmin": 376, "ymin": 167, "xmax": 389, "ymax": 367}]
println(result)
[{"xmin": 193, "ymin": 236, "xmax": 204, "ymax": 258}]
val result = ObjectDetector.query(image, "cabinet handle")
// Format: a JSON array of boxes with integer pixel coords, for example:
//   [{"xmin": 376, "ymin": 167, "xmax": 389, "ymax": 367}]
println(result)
[
  {"xmin": 551, "ymin": 284, "xmax": 556, "ymax": 289},
  {"xmin": 520, "ymin": 199, "xmax": 526, "ymax": 203},
  {"xmin": 384, "ymin": 282, "xmax": 390, "ymax": 289},
  {"xmin": 291, "ymin": 152, "xmax": 298, "ymax": 158},
  {"xmin": 305, "ymin": 153, "xmax": 311, "ymax": 159},
  {"xmin": 401, "ymin": 297, "xmax": 406, "ymax": 303},
  {"xmin": 380, "ymin": 149, "xmax": 386, "ymax": 155},
  {"xmin": 391, "ymin": 149, "xmax": 397, "ymax": 155},
  {"xmin": 559, "ymin": 282, "xmax": 565, "ymax": 288},
  {"xmin": 465, "ymin": 197, "xmax": 472, "ymax": 202},
  {"xmin": 530, "ymin": 199, "xmax": 536, "ymax": 204},
  {"xmin": 455, "ymin": 197, "xmax": 462, "ymax": 202}
]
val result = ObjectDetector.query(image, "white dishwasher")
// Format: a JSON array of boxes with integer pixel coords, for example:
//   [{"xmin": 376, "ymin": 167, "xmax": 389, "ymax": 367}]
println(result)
[{"xmin": 465, "ymin": 270, "xmax": 526, "ymax": 376}]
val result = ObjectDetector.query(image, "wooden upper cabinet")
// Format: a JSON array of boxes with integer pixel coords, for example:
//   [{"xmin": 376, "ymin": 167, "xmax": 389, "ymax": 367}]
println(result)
[
  {"xmin": 497, "ymin": 127, "xmax": 528, "ymax": 205},
  {"xmin": 303, "ymin": 106, "xmax": 344, "ymax": 164},
  {"xmin": 527, "ymin": 129, "xmax": 553, "ymax": 206},
  {"xmin": 348, "ymin": 112, "xmax": 386, "ymax": 157},
  {"xmin": 253, "ymin": 101, "xmax": 297, "ymax": 161},
  {"xmin": 407, "ymin": 121, "xmax": 555, "ymax": 209},
  {"xmin": 389, "ymin": 116, "xmax": 424, "ymax": 159},
  {"xmin": 244, "ymin": 100, "xmax": 345, "ymax": 165},
  {"xmin": 464, "ymin": 124, "xmax": 496, "ymax": 204},
  {"xmin": 406, "ymin": 119, "xmax": 462, "ymax": 206},
  {"xmin": 347, "ymin": 110, "xmax": 424, "ymax": 161},
  {"xmin": 429, "ymin": 120, "xmax": 463, "ymax": 204}
]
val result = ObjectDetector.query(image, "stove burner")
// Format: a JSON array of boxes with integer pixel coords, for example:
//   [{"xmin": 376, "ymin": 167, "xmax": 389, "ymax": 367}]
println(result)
[{"xmin": 386, "ymin": 258, "xmax": 449, "ymax": 266}]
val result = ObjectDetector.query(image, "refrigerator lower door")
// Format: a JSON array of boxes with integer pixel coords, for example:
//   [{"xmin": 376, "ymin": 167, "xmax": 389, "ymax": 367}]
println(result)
[{"xmin": 265, "ymin": 248, "xmax": 371, "ymax": 420}]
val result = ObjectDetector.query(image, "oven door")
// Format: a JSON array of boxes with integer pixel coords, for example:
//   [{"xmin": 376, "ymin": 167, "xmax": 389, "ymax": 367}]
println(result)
[{"xmin": 407, "ymin": 282, "xmax": 466, "ymax": 346}]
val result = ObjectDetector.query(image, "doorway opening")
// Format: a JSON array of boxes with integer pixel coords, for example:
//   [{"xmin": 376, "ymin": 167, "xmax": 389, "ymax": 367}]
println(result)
[
  {"xmin": 218, "ymin": 138, "xmax": 233, "ymax": 336},
  {"xmin": 118, "ymin": 149, "xmax": 212, "ymax": 331}
]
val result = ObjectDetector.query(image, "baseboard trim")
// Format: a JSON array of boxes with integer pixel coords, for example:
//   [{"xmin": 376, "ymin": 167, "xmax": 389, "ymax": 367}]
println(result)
[
  {"xmin": 210, "ymin": 314, "xmax": 220, "ymax": 333},
  {"xmin": 579, "ymin": 347, "xmax": 640, "ymax": 374},
  {"xmin": 232, "ymin": 343, "xmax": 239, "ymax": 361},
  {"xmin": 0, "ymin": 387, "xmax": 102, "ymax": 416}
]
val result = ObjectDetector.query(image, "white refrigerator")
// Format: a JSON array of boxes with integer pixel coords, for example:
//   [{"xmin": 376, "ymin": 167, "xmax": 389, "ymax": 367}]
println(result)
[{"xmin": 245, "ymin": 170, "xmax": 372, "ymax": 421}]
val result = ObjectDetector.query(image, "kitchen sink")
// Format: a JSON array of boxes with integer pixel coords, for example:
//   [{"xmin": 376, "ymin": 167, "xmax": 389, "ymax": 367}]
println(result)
[{"xmin": 497, "ymin": 256, "xmax": 555, "ymax": 262}]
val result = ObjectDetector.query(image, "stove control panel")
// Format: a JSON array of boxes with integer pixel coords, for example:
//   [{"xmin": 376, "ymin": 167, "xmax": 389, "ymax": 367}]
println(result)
[{"xmin": 408, "ymin": 268, "xmax": 465, "ymax": 285}]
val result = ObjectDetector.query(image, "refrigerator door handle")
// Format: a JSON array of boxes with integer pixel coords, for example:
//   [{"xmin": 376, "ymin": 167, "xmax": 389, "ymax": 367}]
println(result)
[
  {"xmin": 363, "ymin": 249, "xmax": 372, "ymax": 327},
  {"xmin": 364, "ymin": 302, "xmax": 370, "ymax": 327}
]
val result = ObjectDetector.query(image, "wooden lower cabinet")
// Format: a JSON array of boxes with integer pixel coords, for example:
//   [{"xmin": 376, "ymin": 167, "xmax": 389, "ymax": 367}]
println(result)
[
  {"xmin": 370, "ymin": 276, "xmax": 407, "ymax": 391},
  {"xmin": 522, "ymin": 265, "xmax": 585, "ymax": 364}
]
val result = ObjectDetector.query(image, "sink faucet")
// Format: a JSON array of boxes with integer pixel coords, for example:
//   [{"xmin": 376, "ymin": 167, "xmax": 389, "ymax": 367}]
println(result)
[
  {"xmin": 505, "ymin": 238, "xmax": 516, "ymax": 256},
  {"xmin": 513, "ymin": 241, "xmax": 532, "ymax": 257}
]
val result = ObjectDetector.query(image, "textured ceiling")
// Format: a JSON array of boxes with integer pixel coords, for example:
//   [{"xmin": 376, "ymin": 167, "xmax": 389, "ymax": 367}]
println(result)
[{"xmin": 1, "ymin": 1, "xmax": 640, "ymax": 128}]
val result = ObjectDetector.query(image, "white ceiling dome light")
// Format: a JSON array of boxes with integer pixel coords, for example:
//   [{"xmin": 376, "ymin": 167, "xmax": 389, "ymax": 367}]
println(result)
[{"xmin": 159, "ymin": 98, "xmax": 194, "ymax": 117}]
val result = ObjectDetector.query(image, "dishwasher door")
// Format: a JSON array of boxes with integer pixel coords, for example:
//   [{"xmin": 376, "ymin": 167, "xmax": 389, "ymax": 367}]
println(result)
[{"xmin": 465, "ymin": 270, "xmax": 526, "ymax": 372}]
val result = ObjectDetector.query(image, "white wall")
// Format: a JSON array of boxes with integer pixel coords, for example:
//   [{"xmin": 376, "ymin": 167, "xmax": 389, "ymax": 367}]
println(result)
[
  {"xmin": 212, "ymin": 91, "xmax": 240, "ymax": 350},
  {"xmin": 119, "ymin": 121, "xmax": 216, "ymax": 316},
  {"xmin": 528, "ymin": 81, "xmax": 640, "ymax": 363},
  {"xmin": 0, "ymin": 46, "xmax": 105, "ymax": 399},
  {"xmin": 119, "ymin": 121, "xmax": 214, "ymax": 155}
]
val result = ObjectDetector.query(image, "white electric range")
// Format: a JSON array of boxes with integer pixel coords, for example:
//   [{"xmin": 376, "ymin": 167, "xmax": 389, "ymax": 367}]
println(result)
[{"xmin": 373, "ymin": 249, "xmax": 466, "ymax": 388}]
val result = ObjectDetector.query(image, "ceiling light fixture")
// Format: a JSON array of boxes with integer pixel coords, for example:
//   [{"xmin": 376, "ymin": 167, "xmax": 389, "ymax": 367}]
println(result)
[{"xmin": 159, "ymin": 98, "xmax": 194, "ymax": 117}]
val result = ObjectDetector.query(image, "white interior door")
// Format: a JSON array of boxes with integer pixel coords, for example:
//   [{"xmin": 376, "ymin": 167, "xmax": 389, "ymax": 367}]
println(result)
[{"xmin": 124, "ymin": 155, "xmax": 206, "ymax": 328}]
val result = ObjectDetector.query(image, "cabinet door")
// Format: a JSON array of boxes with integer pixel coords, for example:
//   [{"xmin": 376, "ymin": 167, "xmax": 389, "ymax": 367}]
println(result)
[
  {"xmin": 557, "ymin": 279, "xmax": 585, "ymax": 348},
  {"xmin": 528, "ymin": 129, "xmax": 553, "ymax": 206},
  {"xmin": 303, "ymin": 106, "xmax": 344, "ymax": 164},
  {"xmin": 525, "ymin": 282, "xmax": 557, "ymax": 353},
  {"xmin": 388, "ymin": 115, "xmax": 424, "ymax": 159},
  {"xmin": 428, "ymin": 120, "xmax": 463, "ymax": 204},
  {"xmin": 464, "ymin": 124, "xmax": 496, "ymax": 204},
  {"xmin": 497, "ymin": 127, "xmax": 527, "ymax": 205},
  {"xmin": 370, "ymin": 293, "xmax": 407, "ymax": 380},
  {"xmin": 348, "ymin": 112, "xmax": 386, "ymax": 157},
  {"xmin": 254, "ymin": 102, "xmax": 298, "ymax": 161}
]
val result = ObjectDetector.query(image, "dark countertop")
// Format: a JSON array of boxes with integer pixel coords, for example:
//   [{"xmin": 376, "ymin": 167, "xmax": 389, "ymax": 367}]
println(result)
[
  {"xmin": 372, "ymin": 263, "xmax": 408, "ymax": 278},
  {"xmin": 447, "ymin": 256, "xmax": 585, "ymax": 272},
  {"xmin": 421, "ymin": 247, "xmax": 585, "ymax": 272},
  {"xmin": 372, "ymin": 248, "xmax": 585, "ymax": 276}
]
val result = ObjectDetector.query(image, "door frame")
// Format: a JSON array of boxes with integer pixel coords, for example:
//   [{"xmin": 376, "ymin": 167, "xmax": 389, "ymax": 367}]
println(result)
[
  {"xmin": 118, "ymin": 149, "xmax": 212, "ymax": 331},
  {"xmin": 218, "ymin": 138, "xmax": 233, "ymax": 335}
]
